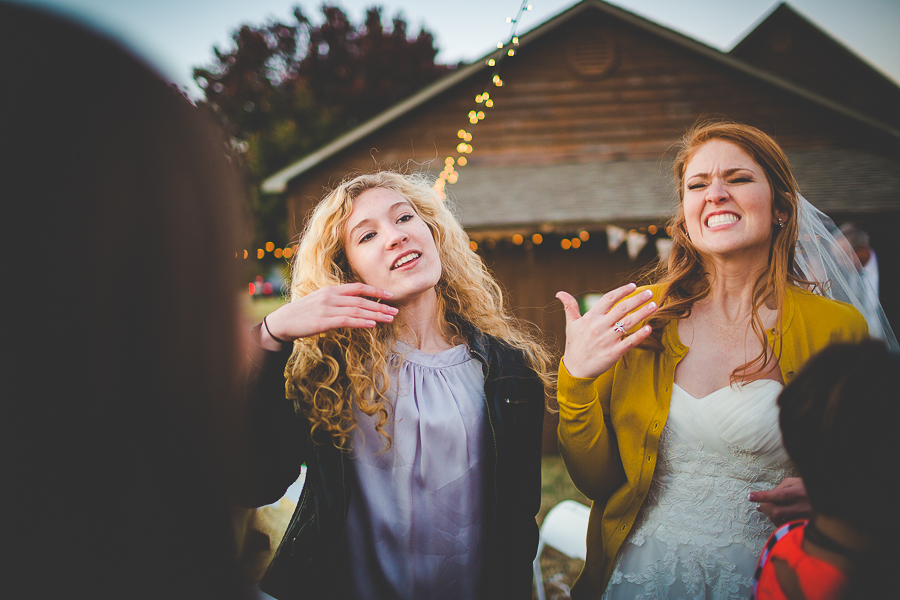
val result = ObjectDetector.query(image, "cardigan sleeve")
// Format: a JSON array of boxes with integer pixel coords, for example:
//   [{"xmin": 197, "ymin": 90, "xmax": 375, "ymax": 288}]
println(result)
[{"xmin": 557, "ymin": 358, "xmax": 626, "ymax": 501}]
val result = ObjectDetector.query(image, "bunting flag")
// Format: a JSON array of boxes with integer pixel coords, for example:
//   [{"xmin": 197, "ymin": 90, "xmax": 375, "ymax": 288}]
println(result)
[
  {"xmin": 655, "ymin": 237, "xmax": 674, "ymax": 262},
  {"xmin": 627, "ymin": 229, "xmax": 648, "ymax": 260},
  {"xmin": 607, "ymin": 225, "xmax": 626, "ymax": 253}
]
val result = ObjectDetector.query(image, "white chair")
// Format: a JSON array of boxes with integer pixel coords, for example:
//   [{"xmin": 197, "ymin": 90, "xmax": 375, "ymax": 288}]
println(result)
[{"xmin": 533, "ymin": 500, "xmax": 590, "ymax": 600}]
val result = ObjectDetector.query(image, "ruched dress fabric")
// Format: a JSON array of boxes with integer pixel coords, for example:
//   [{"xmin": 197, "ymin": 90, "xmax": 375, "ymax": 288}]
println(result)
[
  {"xmin": 345, "ymin": 341, "xmax": 486, "ymax": 600},
  {"xmin": 603, "ymin": 379, "xmax": 796, "ymax": 600}
]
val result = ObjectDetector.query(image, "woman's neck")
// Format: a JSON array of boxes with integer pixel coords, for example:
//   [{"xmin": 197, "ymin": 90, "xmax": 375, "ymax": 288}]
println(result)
[
  {"xmin": 701, "ymin": 258, "xmax": 769, "ymax": 320},
  {"xmin": 395, "ymin": 288, "xmax": 453, "ymax": 353}
]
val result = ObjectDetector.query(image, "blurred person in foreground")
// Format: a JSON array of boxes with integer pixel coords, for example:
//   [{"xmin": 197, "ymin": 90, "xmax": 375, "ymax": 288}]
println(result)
[
  {"xmin": 752, "ymin": 340, "xmax": 899, "ymax": 599},
  {"xmin": 243, "ymin": 171, "xmax": 551, "ymax": 599},
  {"xmin": 4, "ymin": 3, "xmax": 250, "ymax": 598},
  {"xmin": 555, "ymin": 121, "xmax": 879, "ymax": 599}
]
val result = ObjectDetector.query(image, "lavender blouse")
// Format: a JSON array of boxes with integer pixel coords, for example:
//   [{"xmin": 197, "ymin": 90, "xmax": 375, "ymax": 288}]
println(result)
[{"xmin": 345, "ymin": 340, "xmax": 487, "ymax": 599}]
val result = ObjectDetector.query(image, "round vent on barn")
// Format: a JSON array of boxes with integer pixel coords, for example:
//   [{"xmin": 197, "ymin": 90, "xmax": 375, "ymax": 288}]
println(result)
[{"xmin": 567, "ymin": 29, "xmax": 617, "ymax": 79}]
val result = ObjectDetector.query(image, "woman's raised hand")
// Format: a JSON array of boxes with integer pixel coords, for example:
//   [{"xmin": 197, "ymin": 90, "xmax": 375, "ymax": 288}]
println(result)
[
  {"xmin": 260, "ymin": 283, "xmax": 398, "ymax": 348},
  {"xmin": 557, "ymin": 283, "xmax": 657, "ymax": 379}
]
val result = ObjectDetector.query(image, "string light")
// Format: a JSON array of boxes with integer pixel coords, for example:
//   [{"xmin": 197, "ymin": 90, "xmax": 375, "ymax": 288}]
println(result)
[
  {"xmin": 433, "ymin": 1, "xmax": 533, "ymax": 198},
  {"xmin": 240, "ymin": 245, "xmax": 296, "ymax": 260},
  {"xmin": 465, "ymin": 225, "xmax": 667, "ymax": 254}
]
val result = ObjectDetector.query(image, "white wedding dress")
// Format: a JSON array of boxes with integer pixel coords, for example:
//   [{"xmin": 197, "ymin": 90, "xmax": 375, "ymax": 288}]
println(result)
[{"xmin": 602, "ymin": 379, "xmax": 796, "ymax": 600}]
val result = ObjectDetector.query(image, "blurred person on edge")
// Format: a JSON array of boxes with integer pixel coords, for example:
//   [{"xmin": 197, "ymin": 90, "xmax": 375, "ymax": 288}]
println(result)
[
  {"xmin": 5, "ymin": 4, "xmax": 252, "ymax": 598},
  {"xmin": 838, "ymin": 223, "xmax": 885, "ymax": 339},
  {"xmin": 752, "ymin": 340, "xmax": 899, "ymax": 599}
]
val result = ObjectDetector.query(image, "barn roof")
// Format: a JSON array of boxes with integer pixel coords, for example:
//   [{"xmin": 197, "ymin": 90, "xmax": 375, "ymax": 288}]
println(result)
[
  {"xmin": 262, "ymin": 0, "xmax": 900, "ymax": 195},
  {"xmin": 446, "ymin": 147, "xmax": 900, "ymax": 232},
  {"xmin": 730, "ymin": 3, "xmax": 900, "ymax": 130}
]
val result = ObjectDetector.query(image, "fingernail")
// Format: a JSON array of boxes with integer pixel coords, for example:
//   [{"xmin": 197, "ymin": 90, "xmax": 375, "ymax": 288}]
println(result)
[
  {"xmin": 643, "ymin": 290, "xmax": 653, "ymax": 297},
  {"xmin": 628, "ymin": 282, "xmax": 637, "ymax": 288},
  {"xmin": 648, "ymin": 302, "xmax": 657, "ymax": 309},
  {"xmin": 389, "ymin": 306, "xmax": 399, "ymax": 314}
]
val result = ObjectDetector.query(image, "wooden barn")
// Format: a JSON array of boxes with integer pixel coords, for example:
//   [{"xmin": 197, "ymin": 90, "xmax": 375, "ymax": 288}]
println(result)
[{"xmin": 262, "ymin": 0, "xmax": 900, "ymax": 447}]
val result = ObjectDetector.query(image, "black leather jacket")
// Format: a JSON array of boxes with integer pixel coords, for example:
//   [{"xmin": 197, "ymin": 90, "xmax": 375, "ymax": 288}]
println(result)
[{"xmin": 241, "ymin": 321, "xmax": 545, "ymax": 599}]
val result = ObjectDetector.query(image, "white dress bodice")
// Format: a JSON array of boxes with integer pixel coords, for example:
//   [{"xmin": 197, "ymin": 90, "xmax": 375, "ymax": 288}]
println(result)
[{"xmin": 603, "ymin": 379, "xmax": 797, "ymax": 600}]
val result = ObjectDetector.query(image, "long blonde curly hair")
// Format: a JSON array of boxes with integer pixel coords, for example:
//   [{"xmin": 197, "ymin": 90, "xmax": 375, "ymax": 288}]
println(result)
[
  {"xmin": 285, "ymin": 170, "xmax": 551, "ymax": 449},
  {"xmin": 642, "ymin": 120, "xmax": 809, "ymax": 382}
]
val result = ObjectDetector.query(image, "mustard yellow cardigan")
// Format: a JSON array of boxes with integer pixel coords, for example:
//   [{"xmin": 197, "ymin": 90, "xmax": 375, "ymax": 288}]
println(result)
[{"xmin": 557, "ymin": 284, "xmax": 868, "ymax": 598}]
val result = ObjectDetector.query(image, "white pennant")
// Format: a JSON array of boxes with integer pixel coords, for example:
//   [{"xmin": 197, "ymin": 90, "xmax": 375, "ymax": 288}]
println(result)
[
  {"xmin": 655, "ymin": 238, "xmax": 674, "ymax": 262},
  {"xmin": 607, "ymin": 225, "xmax": 626, "ymax": 253},
  {"xmin": 627, "ymin": 230, "xmax": 647, "ymax": 260}
]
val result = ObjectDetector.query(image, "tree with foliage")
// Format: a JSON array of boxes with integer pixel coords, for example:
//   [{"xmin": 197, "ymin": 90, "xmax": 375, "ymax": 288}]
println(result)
[{"xmin": 194, "ymin": 4, "xmax": 452, "ymax": 248}]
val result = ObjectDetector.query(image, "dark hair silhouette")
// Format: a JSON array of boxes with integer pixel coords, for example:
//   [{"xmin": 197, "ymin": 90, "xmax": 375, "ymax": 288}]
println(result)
[
  {"xmin": 778, "ymin": 339, "xmax": 899, "ymax": 598},
  {"xmin": 4, "ymin": 4, "xmax": 250, "ymax": 598}
]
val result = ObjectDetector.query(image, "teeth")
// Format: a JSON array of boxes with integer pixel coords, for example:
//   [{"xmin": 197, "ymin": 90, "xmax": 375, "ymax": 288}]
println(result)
[
  {"xmin": 393, "ymin": 253, "xmax": 420, "ymax": 269},
  {"xmin": 706, "ymin": 214, "xmax": 739, "ymax": 228}
]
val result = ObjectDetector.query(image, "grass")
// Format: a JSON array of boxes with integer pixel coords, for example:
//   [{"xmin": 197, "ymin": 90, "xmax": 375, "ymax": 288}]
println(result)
[
  {"xmin": 243, "ymin": 295, "xmax": 588, "ymax": 597},
  {"xmin": 535, "ymin": 454, "xmax": 589, "ymax": 600},
  {"xmin": 243, "ymin": 295, "xmax": 287, "ymax": 324}
]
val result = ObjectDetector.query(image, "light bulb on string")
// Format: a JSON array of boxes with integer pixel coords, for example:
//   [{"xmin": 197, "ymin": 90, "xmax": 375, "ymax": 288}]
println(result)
[{"xmin": 442, "ymin": 2, "xmax": 532, "ymax": 199}]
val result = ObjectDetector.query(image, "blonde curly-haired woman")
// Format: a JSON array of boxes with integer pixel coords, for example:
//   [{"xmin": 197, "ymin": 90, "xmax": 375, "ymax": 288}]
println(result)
[{"xmin": 242, "ymin": 171, "xmax": 551, "ymax": 600}]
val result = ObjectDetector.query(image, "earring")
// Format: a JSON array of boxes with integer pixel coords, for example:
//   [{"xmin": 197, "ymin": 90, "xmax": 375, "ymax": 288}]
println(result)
[{"xmin": 777, "ymin": 217, "xmax": 784, "ymax": 228}]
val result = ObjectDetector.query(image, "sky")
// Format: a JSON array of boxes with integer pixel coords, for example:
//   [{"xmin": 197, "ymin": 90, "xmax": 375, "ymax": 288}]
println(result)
[{"xmin": 13, "ymin": 0, "xmax": 900, "ymax": 99}]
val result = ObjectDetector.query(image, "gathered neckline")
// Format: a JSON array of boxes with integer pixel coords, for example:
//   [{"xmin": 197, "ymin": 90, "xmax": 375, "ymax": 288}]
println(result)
[{"xmin": 673, "ymin": 379, "xmax": 783, "ymax": 401}]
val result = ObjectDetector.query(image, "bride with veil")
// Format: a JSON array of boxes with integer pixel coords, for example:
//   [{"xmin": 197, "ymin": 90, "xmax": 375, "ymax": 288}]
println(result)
[{"xmin": 555, "ymin": 120, "xmax": 894, "ymax": 600}]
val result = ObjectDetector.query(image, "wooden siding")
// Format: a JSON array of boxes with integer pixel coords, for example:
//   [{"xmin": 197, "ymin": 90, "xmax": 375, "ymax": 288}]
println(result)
[{"xmin": 277, "ymin": 2, "xmax": 900, "ymax": 450}]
